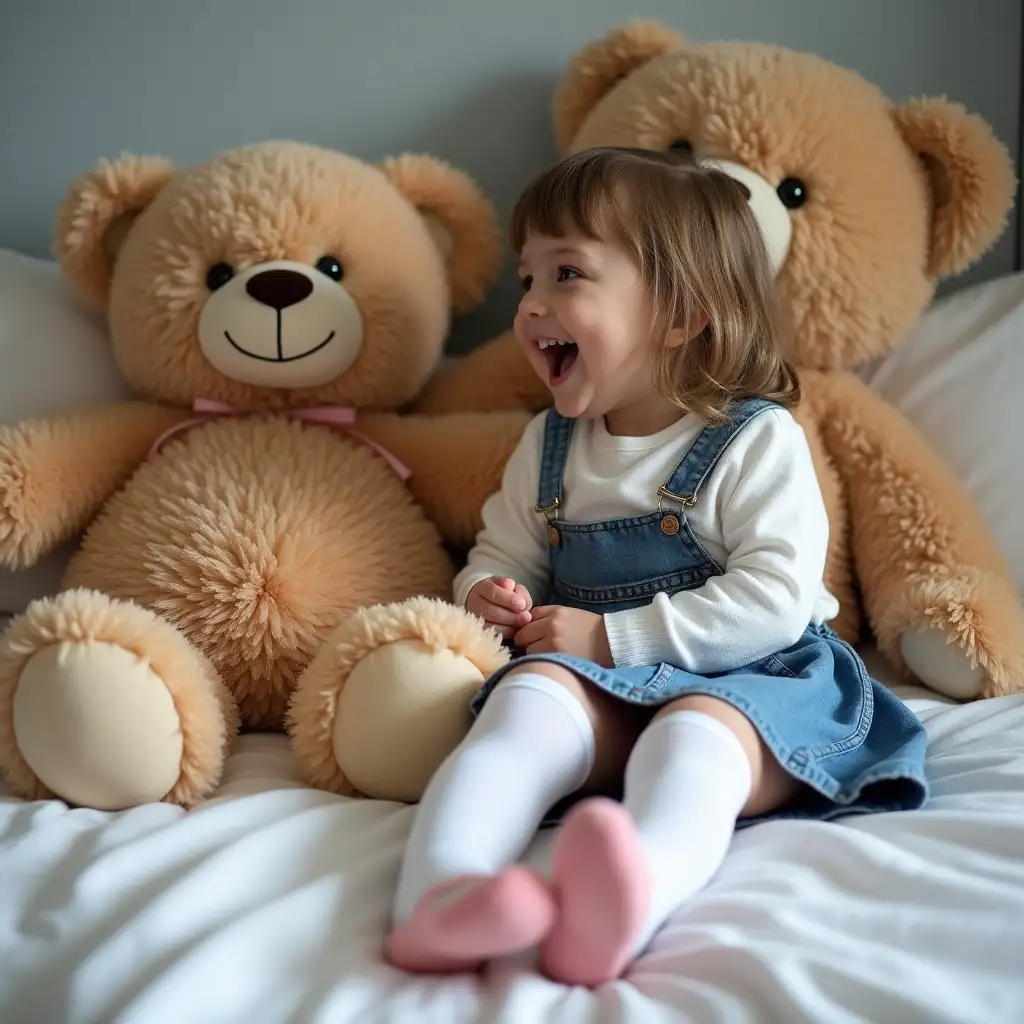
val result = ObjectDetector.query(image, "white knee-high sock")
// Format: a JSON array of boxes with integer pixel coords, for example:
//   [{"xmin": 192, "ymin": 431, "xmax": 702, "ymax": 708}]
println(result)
[
  {"xmin": 392, "ymin": 673, "xmax": 595, "ymax": 925},
  {"xmin": 624, "ymin": 710, "xmax": 753, "ymax": 955}
]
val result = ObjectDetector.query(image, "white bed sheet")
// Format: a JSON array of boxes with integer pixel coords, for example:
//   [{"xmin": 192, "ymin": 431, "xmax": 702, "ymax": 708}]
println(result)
[{"xmin": 1, "ymin": 648, "xmax": 1023, "ymax": 1024}]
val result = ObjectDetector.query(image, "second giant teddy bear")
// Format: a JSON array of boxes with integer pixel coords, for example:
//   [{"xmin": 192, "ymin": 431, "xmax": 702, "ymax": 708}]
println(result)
[{"xmin": 414, "ymin": 21, "xmax": 1024, "ymax": 703}]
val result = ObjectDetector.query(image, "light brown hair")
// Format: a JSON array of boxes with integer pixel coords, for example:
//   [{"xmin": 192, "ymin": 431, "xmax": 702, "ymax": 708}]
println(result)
[{"xmin": 509, "ymin": 146, "xmax": 799, "ymax": 424}]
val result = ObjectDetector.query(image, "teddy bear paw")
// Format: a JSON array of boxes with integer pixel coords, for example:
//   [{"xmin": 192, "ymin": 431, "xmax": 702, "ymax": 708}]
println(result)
[
  {"xmin": 0, "ymin": 589, "xmax": 236, "ymax": 808},
  {"xmin": 335, "ymin": 637, "xmax": 494, "ymax": 801},
  {"xmin": 10, "ymin": 640, "xmax": 186, "ymax": 809},
  {"xmin": 289, "ymin": 596, "xmax": 509, "ymax": 803},
  {"xmin": 899, "ymin": 626, "xmax": 986, "ymax": 701}
]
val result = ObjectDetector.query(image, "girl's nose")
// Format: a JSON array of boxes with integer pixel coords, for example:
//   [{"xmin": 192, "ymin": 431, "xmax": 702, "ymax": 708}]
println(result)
[{"xmin": 519, "ymin": 288, "xmax": 546, "ymax": 318}]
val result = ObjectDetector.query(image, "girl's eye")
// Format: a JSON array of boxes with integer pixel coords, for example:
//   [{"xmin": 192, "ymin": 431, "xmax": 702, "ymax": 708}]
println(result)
[
  {"xmin": 557, "ymin": 266, "xmax": 581, "ymax": 282},
  {"xmin": 519, "ymin": 275, "xmax": 533, "ymax": 291}
]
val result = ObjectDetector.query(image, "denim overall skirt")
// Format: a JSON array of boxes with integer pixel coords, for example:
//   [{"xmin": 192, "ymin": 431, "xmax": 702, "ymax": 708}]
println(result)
[{"xmin": 470, "ymin": 399, "xmax": 929, "ymax": 826}]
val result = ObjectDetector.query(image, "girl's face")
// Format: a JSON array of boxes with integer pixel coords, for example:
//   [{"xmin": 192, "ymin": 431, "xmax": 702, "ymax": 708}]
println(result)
[{"xmin": 514, "ymin": 232, "xmax": 666, "ymax": 429}]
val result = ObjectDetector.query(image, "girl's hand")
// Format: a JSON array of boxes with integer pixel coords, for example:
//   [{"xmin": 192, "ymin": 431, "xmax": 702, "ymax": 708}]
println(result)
[
  {"xmin": 514, "ymin": 606, "xmax": 613, "ymax": 667},
  {"xmin": 467, "ymin": 576, "xmax": 533, "ymax": 639}
]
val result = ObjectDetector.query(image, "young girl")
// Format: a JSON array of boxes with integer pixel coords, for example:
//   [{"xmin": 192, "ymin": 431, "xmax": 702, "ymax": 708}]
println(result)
[{"xmin": 386, "ymin": 147, "xmax": 929, "ymax": 987}]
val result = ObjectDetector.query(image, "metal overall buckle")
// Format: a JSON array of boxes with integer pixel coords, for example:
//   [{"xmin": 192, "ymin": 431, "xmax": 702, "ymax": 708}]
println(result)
[
  {"xmin": 656, "ymin": 486, "xmax": 695, "ymax": 536},
  {"xmin": 534, "ymin": 497, "xmax": 561, "ymax": 546}
]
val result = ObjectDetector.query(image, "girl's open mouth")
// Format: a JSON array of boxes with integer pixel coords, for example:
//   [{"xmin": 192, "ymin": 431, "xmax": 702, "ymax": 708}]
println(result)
[{"xmin": 537, "ymin": 338, "xmax": 579, "ymax": 386}]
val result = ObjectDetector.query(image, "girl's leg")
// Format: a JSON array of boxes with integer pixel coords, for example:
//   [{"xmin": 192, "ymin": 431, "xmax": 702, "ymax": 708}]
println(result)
[
  {"xmin": 539, "ymin": 694, "xmax": 804, "ymax": 986},
  {"xmin": 387, "ymin": 662, "xmax": 645, "ymax": 972}
]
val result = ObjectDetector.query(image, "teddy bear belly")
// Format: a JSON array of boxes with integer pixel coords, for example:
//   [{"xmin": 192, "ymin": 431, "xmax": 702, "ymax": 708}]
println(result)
[{"xmin": 61, "ymin": 419, "xmax": 454, "ymax": 731}]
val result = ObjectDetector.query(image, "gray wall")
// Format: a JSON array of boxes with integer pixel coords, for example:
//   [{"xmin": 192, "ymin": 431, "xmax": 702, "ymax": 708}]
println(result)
[{"xmin": 1, "ymin": 0, "xmax": 1019, "ymax": 354}]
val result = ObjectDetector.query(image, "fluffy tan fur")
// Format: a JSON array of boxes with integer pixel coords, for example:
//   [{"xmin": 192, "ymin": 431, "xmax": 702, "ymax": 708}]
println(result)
[
  {"xmin": 0, "ymin": 588, "xmax": 238, "ymax": 804},
  {"xmin": 413, "ymin": 20, "xmax": 1024, "ymax": 699},
  {"xmin": 57, "ymin": 144, "xmax": 501, "ymax": 413},
  {"xmin": 62, "ymin": 418, "xmax": 455, "ymax": 730},
  {"xmin": 0, "ymin": 140, "xmax": 527, "ymax": 807},
  {"xmin": 0, "ymin": 402, "xmax": 188, "ymax": 567},
  {"xmin": 288, "ymin": 596, "xmax": 508, "ymax": 796}
]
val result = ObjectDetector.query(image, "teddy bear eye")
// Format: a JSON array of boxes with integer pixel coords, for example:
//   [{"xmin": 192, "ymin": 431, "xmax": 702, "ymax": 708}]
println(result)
[
  {"xmin": 669, "ymin": 139, "xmax": 694, "ymax": 155},
  {"xmin": 205, "ymin": 263, "xmax": 235, "ymax": 291},
  {"xmin": 777, "ymin": 177, "xmax": 808, "ymax": 209},
  {"xmin": 315, "ymin": 255, "xmax": 344, "ymax": 282}
]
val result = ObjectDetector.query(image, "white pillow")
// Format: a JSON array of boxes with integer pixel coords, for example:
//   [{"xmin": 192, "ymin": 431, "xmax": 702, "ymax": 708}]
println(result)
[
  {"xmin": 862, "ymin": 271, "xmax": 1024, "ymax": 598},
  {"xmin": 0, "ymin": 249, "xmax": 132, "ymax": 613}
]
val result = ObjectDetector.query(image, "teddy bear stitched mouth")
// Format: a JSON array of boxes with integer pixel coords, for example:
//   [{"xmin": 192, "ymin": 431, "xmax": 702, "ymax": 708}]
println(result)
[{"xmin": 224, "ymin": 328, "xmax": 337, "ymax": 363}]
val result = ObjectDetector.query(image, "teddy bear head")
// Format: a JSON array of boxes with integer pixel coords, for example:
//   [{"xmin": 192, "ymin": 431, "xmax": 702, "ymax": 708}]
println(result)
[
  {"xmin": 54, "ymin": 141, "xmax": 500, "ymax": 410},
  {"xmin": 553, "ymin": 21, "xmax": 1016, "ymax": 371}
]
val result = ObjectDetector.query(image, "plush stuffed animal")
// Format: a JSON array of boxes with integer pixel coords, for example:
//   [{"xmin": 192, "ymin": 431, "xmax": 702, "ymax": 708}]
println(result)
[
  {"xmin": 0, "ymin": 140, "xmax": 525, "ymax": 810},
  {"xmin": 413, "ymin": 21, "xmax": 1024, "ymax": 702}
]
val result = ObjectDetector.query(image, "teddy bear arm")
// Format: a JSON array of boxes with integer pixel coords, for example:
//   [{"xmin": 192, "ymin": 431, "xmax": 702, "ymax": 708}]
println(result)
[
  {"xmin": 0, "ymin": 401, "xmax": 189, "ymax": 569},
  {"xmin": 356, "ymin": 409, "xmax": 532, "ymax": 548},
  {"xmin": 411, "ymin": 329, "xmax": 550, "ymax": 415},
  {"xmin": 816, "ymin": 371, "xmax": 1024, "ymax": 697}
]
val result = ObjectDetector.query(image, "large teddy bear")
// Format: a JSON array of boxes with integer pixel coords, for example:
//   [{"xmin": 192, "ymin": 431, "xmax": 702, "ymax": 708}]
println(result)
[
  {"xmin": 414, "ymin": 21, "xmax": 1024, "ymax": 703},
  {"xmin": 0, "ymin": 140, "xmax": 525, "ymax": 810}
]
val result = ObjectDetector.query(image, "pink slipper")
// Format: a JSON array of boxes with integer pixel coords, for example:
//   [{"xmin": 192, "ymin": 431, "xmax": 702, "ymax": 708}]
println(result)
[
  {"xmin": 539, "ymin": 797, "xmax": 651, "ymax": 987},
  {"xmin": 386, "ymin": 865, "xmax": 557, "ymax": 974}
]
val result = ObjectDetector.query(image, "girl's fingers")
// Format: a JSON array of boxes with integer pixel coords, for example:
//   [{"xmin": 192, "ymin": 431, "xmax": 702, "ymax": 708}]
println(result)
[
  {"xmin": 483, "ymin": 580, "xmax": 527, "ymax": 611},
  {"xmin": 514, "ymin": 617, "xmax": 549, "ymax": 647},
  {"xmin": 479, "ymin": 601, "xmax": 532, "ymax": 627}
]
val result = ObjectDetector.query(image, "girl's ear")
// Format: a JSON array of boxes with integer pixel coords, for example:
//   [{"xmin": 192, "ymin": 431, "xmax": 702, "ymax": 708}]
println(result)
[{"xmin": 664, "ymin": 313, "xmax": 710, "ymax": 349}]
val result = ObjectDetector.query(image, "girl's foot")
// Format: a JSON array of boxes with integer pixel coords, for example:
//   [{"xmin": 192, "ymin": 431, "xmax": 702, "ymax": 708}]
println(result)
[
  {"xmin": 386, "ymin": 866, "xmax": 556, "ymax": 973},
  {"xmin": 539, "ymin": 798, "xmax": 650, "ymax": 987}
]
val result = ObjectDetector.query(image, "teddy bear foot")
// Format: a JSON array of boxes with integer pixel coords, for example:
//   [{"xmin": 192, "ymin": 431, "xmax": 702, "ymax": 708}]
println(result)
[
  {"xmin": 899, "ymin": 626, "xmax": 986, "ymax": 701},
  {"xmin": 0, "ymin": 588, "xmax": 238, "ymax": 809},
  {"xmin": 885, "ymin": 569, "xmax": 1024, "ymax": 702},
  {"xmin": 288, "ymin": 596, "xmax": 509, "ymax": 803}
]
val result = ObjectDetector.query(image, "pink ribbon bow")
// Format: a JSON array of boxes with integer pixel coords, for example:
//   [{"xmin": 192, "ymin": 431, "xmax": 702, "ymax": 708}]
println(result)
[{"xmin": 147, "ymin": 398, "xmax": 411, "ymax": 480}]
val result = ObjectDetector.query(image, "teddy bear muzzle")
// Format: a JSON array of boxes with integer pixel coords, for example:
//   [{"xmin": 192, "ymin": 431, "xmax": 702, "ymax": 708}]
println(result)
[
  {"xmin": 198, "ymin": 258, "xmax": 365, "ymax": 389},
  {"xmin": 702, "ymin": 159, "xmax": 793, "ymax": 275}
]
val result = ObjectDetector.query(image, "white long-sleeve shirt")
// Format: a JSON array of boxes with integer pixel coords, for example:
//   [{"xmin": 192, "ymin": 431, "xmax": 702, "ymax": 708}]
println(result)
[{"xmin": 454, "ymin": 408, "xmax": 840, "ymax": 674}]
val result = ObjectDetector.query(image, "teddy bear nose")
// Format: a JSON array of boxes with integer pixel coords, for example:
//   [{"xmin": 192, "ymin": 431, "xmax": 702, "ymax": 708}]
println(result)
[{"xmin": 245, "ymin": 269, "xmax": 313, "ymax": 310}]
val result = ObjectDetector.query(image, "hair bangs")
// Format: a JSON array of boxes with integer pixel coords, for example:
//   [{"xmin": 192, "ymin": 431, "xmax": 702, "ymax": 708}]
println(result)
[{"xmin": 509, "ymin": 153, "xmax": 628, "ymax": 253}]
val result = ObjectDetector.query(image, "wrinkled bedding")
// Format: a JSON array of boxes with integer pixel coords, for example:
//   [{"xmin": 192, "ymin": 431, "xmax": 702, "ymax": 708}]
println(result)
[{"xmin": 1, "ymin": 646, "xmax": 1023, "ymax": 1024}]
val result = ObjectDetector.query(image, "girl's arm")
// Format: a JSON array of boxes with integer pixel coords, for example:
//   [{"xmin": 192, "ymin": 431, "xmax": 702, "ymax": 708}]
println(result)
[
  {"xmin": 603, "ymin": 410, "xmax": 829, "ymax": 673},
  {"xmin": 452, "ymin": 411, "xmax": 551, "ymax": 607}
]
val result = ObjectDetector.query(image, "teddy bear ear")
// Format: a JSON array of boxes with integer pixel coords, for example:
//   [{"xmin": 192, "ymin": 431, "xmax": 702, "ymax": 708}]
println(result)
[
  {"xmin": 554, "ymin": 20, "xmax": 687, "ymax": 152},
  {"xmin": 891, "ymin": 98, "xmax": 1017, "ymax": 279},
  {"xmin": 54, "ymin": 153, "xmax": 175, "ymax": 309},
  {"xmin": 378, "ymin": 154, "xmax": 501, "ymax": 315}
]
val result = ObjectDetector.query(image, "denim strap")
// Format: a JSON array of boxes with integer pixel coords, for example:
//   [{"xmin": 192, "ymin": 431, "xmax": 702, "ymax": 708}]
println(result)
[
  {"xmin": 660, "ymin": 398, "xmax": 778, "ymax": 507},
  {"xmin": 534, "ymin": 410, "xmax": 575, "ymax": 517}
]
